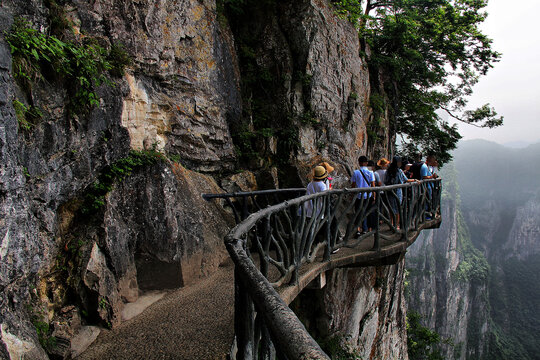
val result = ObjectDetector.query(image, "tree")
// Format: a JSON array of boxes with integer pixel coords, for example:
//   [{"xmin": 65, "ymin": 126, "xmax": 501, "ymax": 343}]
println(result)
[
  {"xmin": 333, "ymin": 0, "xmax": 502, "ymax": 163},
  {"xmin": 407, "ymin": 311, "xmax": 447, "ymax": 359}
]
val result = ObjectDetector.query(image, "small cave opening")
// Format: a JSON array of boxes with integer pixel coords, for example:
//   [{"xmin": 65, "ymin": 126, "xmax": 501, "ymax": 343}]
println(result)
[{"xmin": 134, "ymin": 252, "xmax": 184, "ymax": 291}]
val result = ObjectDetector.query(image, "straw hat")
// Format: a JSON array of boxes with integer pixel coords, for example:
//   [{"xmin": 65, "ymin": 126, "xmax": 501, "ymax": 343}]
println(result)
[
  {"xmin": 377, "ymin": 158, "xmax": 390, "ymax": 167},
  {"xmin": 319, "ymin": 161, "xmax": 335, "ymax": 173},
  {"xmin": 313, "ymin": 166, "xmax": 328, "ymax": 180}
]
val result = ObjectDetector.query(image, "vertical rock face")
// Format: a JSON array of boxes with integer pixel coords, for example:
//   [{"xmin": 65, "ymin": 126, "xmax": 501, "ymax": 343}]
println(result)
[
  {"xmin": 503, "ymin": 199, "xmax": 540, "ymax": 260},
  {"xmin": 284, "ymin": 0, "xmax": 372, "ymax": 168},
  {"xmin": 292, "ymin": 261, "xmax": 409, "ymax": 360},
  {"xmin": 0, "ymin": 0, "xmax": 239, "ymax": 356},
  {"xmin": 0, "ymin": 0, "xmax": 404, "ymax": 358},
  {"xmin": 70, "ymin": 0, "xmax": 242, "ymax": 172},
  {"xmin": 406, "ymin": 168, "xmax": 490, "ymax": 360}
]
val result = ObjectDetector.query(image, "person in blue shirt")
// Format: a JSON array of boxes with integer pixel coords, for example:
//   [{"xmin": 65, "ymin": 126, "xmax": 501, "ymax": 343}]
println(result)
[
  {"xmin": 420, "ymin": 155, "xmax": 439, "ymax": 219},
  {"xmin": 351, "ymin": 156, "xmax": 375, "ymax": 198},
  {"xmin": 351, "ymin": 156, "xmax": 375, "ymax": 234},
  {"xmin": 385, "ymin": 156, "xmax": 418, "ymax": 229}
]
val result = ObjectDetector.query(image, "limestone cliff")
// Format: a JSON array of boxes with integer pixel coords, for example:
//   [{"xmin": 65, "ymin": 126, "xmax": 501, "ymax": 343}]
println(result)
[
  {"xmin": 291, "ymin": 261, "xmax": 409, "ymax": 359},
  {"xmin": 0, "ymin": 0, "xmax": 402, "ymax": 358}
]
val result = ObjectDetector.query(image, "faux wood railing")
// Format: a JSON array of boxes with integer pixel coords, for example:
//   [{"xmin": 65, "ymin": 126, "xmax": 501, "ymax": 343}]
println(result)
[{"xmin": 204, "ymin": 179, "xmax": 442, "ymax": 359}]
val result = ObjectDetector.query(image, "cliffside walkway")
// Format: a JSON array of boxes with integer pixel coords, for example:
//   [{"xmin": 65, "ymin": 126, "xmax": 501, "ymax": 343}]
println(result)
[
  {"xmin": 78, "ymin": 259, "xmax": 236, "ymax": 359},
  {"xmin": 78, "ymin": 181, "xmax": 441, "ymax": 359}
]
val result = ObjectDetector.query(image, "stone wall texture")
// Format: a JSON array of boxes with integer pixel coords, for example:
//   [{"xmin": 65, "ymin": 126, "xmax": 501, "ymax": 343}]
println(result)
[{"xmin": 0, "ymin": 0, "xmax": 403, "ymax": 358}]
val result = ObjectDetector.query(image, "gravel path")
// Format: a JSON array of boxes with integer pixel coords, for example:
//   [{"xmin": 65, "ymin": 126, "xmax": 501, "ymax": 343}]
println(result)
[{"xmin": 77, "ymin": 260, "xmax": 235, "ymax": 360}]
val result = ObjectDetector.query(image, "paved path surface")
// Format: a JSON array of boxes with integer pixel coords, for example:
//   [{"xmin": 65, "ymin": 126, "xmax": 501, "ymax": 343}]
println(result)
[{"xmin": 77, "ymin": 260, "xmax": 235, "ymax": 360}]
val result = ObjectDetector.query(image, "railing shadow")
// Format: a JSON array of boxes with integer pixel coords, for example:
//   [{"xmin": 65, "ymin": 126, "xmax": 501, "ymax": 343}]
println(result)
[{"xmin": 203, "ymin": 179, "xmax": 442, "ymax": 360}]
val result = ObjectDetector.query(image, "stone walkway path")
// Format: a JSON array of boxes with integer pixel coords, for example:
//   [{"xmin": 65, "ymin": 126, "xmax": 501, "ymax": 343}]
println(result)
[{"xmin": 77, "ymin": 260, "xmax": 235, "ymax": 360}]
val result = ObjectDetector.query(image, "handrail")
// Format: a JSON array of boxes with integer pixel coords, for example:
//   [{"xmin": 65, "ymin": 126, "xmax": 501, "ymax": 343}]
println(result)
[
  {"xmin": 205, "ymin": 179, "xmax": 442, "ymax": 359},
  {"xmin": 203, "ymin": 187, "xmax": 306, "ymax": 223}
]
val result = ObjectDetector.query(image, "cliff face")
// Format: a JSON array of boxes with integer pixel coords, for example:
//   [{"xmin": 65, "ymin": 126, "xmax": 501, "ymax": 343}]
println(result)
[
  {"xmin": 0, "ymin": 0, "xmax": 402, "ymax": 358},
  {"xmin": 464, "ymin": 195, "xmax": 540, "ymax": 359},
  {"xmin": 406, "ymin": 166, "xmax": 490, "ymax": 360},
  {"xmin": 291, "ymin": 260, "xmax": 409, "ymax": 360}
]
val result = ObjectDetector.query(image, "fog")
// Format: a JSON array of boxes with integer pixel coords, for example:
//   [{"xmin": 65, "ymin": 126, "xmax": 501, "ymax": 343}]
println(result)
[{"xmin": 453, "ymin": 0, "xmax": 540, "ymax": 146}]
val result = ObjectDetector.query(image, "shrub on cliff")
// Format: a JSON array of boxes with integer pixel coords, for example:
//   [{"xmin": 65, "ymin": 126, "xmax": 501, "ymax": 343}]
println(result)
[
  {"xmin": 407, "ymin": 311, "xmax": 447, "ymax": 360},
  {"xmin": 6, "ymin": 18, "xmax": 131, "ymax": 119}
]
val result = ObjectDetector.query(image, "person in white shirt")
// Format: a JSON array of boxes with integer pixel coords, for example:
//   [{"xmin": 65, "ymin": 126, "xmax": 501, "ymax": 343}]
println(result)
[
  {"xmin": 375, "ymin": 158, "xmax": 389, "ymax": 187},
  {"xmin": 303, "ymin": 165, "xmax": 329, "ymax": 218}
]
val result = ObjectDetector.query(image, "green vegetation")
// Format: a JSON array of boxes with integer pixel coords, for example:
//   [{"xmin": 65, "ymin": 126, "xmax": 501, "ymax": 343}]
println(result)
[
  {"xmin": 82, "ymin": 149, "xmax": 165, "ymax": 214},
  {"xmin": 6, "ymin": 18, "xmax": 130, "ymax": 116},
  {"xmin": 43, "ymin": 0, "xmax": 73, "ymax": 36},
  {"xmin": 107, "ymin": 42, "xmax": 132, "ymax": 77},
  {"xmin": 319, "ymin": 335, "xmax": 363, "ymax": 360},
  {"xmin": 484, "ymin": 256, "xmax": 540, "ymax": 359},
  {"xmin": 366, "ymin": 91, "xmax": 385, "ymax": 145},
  {"xmin": 332, "ymin": 0, "xmax": 502, "ymax": 164},
  {"xmin": 13, "ymin": 99, "xmax": 42, "ymax": 130},
  {"xmin": 33, "ymin": 319, "xmax": 57, "ymax": 352},
  {"xmin": 26, "ymin": 304, "xmax": 57, "ymax": 353},
  {"xmin": 407, "ymin": 311, "xmax": 447, "ymax": 360},
  {"xmin": 218, "ymin": 0, "xmax": 316, "ymax": 169},
  {"xmin": 451, "ymin": 212, "xmax": 490, "ymax": 283}
]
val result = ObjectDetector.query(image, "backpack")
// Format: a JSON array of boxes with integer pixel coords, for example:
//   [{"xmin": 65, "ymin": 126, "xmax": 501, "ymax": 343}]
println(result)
[{"xmin": 410, "ymin": 161, "xmax": 424, "ymax": 180}]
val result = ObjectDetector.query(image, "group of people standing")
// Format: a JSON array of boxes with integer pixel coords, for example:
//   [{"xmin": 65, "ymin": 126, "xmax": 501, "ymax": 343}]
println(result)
[{"xmin": 305, "ymin": 154, "xmax": 439, "ymax": 234}]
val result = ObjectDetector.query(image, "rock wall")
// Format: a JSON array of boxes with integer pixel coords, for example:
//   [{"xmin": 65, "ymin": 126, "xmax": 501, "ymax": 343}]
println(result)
[
  {"xmin": 0, "ymin": 0, "xmax": 401, "ymax": 358},
  {"xmin": 291, "ymin": 260, "xmax": 409, "ymax": 360}
]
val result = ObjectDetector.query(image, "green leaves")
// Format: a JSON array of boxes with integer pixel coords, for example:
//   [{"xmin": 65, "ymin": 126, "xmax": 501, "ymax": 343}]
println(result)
[
  {"xmin": 6, "ymin": 18, "xmax": 130, "ymax": 115},
  {"xmin": 407, "ymin": 311, "xmax": 447, "ymax": 360},
  {"xmin": 332, "ymin": 0, "xmax": 503, "ymax": 163},
  {"xmin": 81, "ymin": 150, "xmax": 165, "ymax": 215}
]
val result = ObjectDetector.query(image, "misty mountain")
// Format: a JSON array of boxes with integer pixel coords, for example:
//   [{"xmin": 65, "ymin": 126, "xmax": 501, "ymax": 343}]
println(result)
[
  {"xmin": 452, "ymin": 139, "xmax": 540, "ymax": 208},
  {"xmin": 408, "ymin": 139, "xmax": 540, "ymax": 359}
]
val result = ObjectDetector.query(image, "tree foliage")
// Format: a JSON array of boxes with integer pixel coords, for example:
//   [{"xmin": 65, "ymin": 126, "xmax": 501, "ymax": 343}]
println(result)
[
  {"xmin": 407, "ymin": 311, "xmax": 446, "ymax": 360},
  {"xmin": 333, "ymin": 0, "xmax": 502, "ymax": 163}
]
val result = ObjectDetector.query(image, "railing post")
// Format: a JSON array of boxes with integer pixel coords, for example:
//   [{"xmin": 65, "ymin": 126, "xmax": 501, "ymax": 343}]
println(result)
[
  {"xmin": 234, "ymin": 246, "xmax": 255, "ymax": 359},
  {"xmin": 403, "ymin": 185, "xmax": 409, "ymax": 242},
  {"xmin": 372, "ymin": 191, "xmax": 381, "ymax": 252},
  {"xmin": 242, "ymin": 196, "xmax": 249, "ymax": 221},
  {"xmin": 324, "ymin": 194, "xmax": 331, "ymax": 261},
  {"xmin": 259, "ymin": 321, "xmax": 276, "ymax": 360}
]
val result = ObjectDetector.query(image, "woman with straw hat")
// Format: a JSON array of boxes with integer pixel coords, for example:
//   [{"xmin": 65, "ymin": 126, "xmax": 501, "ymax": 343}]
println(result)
[{"xmin": 302, "ymin": 165, "xmax": 329, "ymax": 218}]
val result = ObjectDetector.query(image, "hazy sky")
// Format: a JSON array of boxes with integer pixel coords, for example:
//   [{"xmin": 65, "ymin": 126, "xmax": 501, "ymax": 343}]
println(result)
[{"xmin": 454, "ymin": 0, "xmax": 540, "ymax": 146}]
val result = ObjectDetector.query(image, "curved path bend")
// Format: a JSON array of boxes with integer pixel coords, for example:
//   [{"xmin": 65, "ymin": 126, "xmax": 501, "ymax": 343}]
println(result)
[{"xmin": 77, "ymin": 260, "xmax": 235, "ymax": 360}]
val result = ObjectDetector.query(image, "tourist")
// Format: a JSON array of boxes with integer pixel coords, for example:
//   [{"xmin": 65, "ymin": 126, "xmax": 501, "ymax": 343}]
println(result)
[
  {"xmin": 384, "ymin": 156, "xmax": 417, "ymax": 229},
  {"xmin": 319, "ymin": 161, "xmax": 335, "ymax": 189},
  {"xmin": 351, "ymin": 155, "xmax": 375, "ymax": 234},
  {"xmin": 410, "ymin": 153, "xmax": 424, "ymax": 180},
  {"xmin": 301, "ymin": 165, "xmax": 331, "ymax": 251},
  {"xmin": 303, "ymin": 165, "xmax": 329, "ymax": 218},
  {"xmin": 375, "ymin": 158, "xmax": 389, "ymax": 186},
  {"xmin": 403, "ymin": 161, "xmax": 413, "ymax": 179},
  {"xmin": 368, "ymin": 160, "xmax": 381, "ymax": 186},
  {"xmin": 420, "ymin": 155, "xmax": 439, "ymax": 181},
  {"xmin": 420, "ymin": 155, "xmax": 439, "ymax": 219}
]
